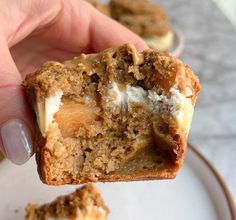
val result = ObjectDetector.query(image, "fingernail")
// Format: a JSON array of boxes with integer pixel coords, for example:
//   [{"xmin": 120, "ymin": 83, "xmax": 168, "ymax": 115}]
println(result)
[{"xmin": 0, "ymin": 119, "xmax": 32, "ymax": 165}]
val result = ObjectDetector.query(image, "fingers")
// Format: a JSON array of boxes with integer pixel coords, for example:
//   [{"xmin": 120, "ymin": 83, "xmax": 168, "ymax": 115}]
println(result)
[
  {"xmin": 0, "ymin": 0, "xmax": 148, "ymax": 165},
  {"xmin": 0, "ymin": 0, "xmax": 62, "ymax": 47},
  {"xmin": 0, "ymin": 0, "xmax": 57, "ymax": 164},
  {"xmin": 2, "ymin": 0, "xmax": 147, "ymax": 54},
  {"xmin": 39, "ymin": 0, "xmax": 148, "ymax": 53},
  {"xmin": 0, "ymin": 36, "xmax": 33, "ymax": 165},
  {"xmin": 0, "ymin": 35, "xmax": 21, "ymax": 84},
  {"xmin": 0, "ymin": 86, "xmax": 34, "ymax": 165}
]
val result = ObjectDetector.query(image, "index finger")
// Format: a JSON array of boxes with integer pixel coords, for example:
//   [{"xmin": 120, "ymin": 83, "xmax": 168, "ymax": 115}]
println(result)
[{"xmin": 37, "ymin": 0, "xmax": 148, "ymax": 53}]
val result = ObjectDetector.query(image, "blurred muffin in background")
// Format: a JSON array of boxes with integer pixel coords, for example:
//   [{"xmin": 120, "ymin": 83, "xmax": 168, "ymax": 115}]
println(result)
[
  {"xmin": 86, "ymin": 0, "xmax": 111, "ymax": 16},
  {"xmin": 86, "ymin": 0, "xmax": 173, "ymax": 52},
  {"xmin": 110, "ymin": 0, "xmax": 173, "ymax": 52}
]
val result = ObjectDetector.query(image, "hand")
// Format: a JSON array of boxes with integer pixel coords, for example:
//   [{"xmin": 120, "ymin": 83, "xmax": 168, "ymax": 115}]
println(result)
[{"xmin": 0, "ymin": 0, "xmax": 147, "ymax": 165}]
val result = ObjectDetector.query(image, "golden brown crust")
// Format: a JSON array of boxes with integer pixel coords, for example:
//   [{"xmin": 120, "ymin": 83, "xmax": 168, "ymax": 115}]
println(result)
[
  {"xmin": 25, "ymin": 184, "xmax": 109, "ymax": 220},
  {"xmin": 24, "ymin": 44, "xmax": 201, "ymax": 186}
]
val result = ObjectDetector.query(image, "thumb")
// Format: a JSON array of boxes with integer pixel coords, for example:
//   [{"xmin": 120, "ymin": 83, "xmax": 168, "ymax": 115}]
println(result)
[{"xmin": 0, "ymin": 38, "xmax": 33, "ymax": 165}]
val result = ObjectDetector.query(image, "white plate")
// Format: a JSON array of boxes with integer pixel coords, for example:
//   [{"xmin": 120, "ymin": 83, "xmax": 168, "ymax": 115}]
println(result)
[
  {"xmin": 0, "ymin": 145, "xmax": 234, "ymax": 220},
  {"xmin": 169, "ymin": 29, "xmax": 185, "ymax": 57}
]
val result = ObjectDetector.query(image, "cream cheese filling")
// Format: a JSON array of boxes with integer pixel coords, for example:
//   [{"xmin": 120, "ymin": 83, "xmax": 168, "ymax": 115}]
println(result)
[
  {"xmin": 35, "ymin": 80, "xmax": 193, "ymax": 136},
  {"xmin": 109, "ymin": 82, "xmax": 194, "ymax": 134},
  {"xmin": 35, "ymin": 90, "xmax": 63, "ymax": 136}
]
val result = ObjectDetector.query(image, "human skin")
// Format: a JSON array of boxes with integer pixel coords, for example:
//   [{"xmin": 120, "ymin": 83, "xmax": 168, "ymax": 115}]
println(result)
[{"xmin": 0, "ymin": 0, "xmax": 147, "ymax": 165}]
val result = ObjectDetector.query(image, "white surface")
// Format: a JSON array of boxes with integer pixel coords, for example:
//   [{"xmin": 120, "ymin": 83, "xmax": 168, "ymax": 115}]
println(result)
[
  {"xmin": 213, "ymin": 0, "xmax": 236, "ymax": 26},
  {"xmin": 0, "ymin": 147, "xmax": 233, "ymax": 220}
]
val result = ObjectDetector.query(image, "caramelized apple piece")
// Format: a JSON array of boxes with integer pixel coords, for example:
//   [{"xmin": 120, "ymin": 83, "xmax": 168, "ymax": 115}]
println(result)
[{"xmin": 54, "ymin": 98, "xmax": 101, "ymax": 137}]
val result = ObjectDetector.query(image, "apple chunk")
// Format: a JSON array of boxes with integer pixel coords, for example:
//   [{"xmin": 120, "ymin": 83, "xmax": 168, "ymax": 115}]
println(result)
[{"xmin": 54, "ymin": 98, "xmax": 101, "ymax": 137}]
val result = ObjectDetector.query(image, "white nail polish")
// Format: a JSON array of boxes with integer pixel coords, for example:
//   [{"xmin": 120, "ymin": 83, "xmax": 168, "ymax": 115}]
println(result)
[{"xmin": 0, "ymin": 119, "xmax": 32, "ymax": 165}]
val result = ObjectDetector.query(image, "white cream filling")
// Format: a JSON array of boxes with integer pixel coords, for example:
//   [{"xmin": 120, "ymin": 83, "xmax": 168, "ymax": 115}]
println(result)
[
  {"xmin": 143, "ymin": 31, "xmax": 173, "ymax": 51},
  {"xmin": 109, "ymin": 82, "xmax": 194, "ymax": 134},
  {"xmin": 35, "ymin": 90, "xmax": 63, "ymax": 136},
  {"xmin": 35, "ymin": 81, "xmax": 193, "ymax": 136},
  {"xmin": 110, "ymin": 82, "xmax": 184, "ymax": 119}
]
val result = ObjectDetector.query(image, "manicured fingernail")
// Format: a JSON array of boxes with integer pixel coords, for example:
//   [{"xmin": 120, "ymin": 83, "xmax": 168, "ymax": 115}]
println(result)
[{"xmin": 0, "ymin": 119, "xmax": 32, "ymax": 165}]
